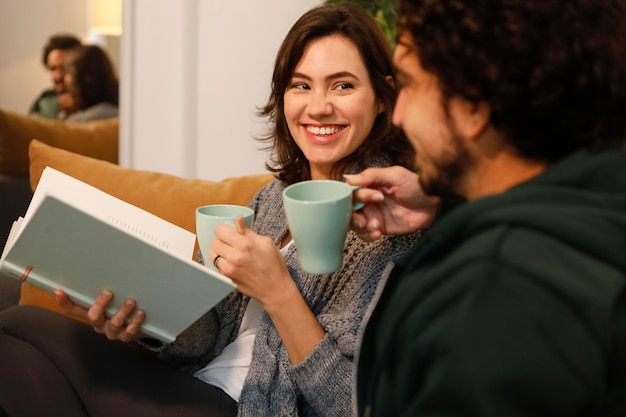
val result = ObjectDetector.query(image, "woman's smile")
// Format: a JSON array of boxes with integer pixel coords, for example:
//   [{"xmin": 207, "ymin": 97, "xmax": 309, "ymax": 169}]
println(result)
[{"xmin": 304, "ymin": 124, "xmax": 347, "ymax": 143}]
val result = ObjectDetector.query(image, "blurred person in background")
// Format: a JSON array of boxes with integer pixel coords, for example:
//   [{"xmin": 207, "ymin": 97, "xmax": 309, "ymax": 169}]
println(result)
[
  {"xmin": 29, "ymin": 34, "xmax": 81, "ymax": 119},
  {"xmin": 62, "ymin": 44, "xmax": 119, "ymax": 123}
]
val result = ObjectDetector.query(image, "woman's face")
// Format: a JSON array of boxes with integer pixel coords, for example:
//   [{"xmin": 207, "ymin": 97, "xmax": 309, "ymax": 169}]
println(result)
[
  {"xmin": 63, "ymin": 66, "xmax": 77, "ymax": 98},
  {"xmin": 283, "ymin": 35, "xmax": 382, "ymax": 179}
]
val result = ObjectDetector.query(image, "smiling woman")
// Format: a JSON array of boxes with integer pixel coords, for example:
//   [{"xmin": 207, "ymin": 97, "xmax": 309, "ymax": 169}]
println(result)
[
  {"xmin": 62, "ymin": 44, "xmax": 119, "ymax": 123},
  {"xmin": 283, "ymin": 35, "xmax": 383, "ymax": 179},
  {"xmin": 258, "ymin": 1, "xmax": 414, "ymax": 184}
]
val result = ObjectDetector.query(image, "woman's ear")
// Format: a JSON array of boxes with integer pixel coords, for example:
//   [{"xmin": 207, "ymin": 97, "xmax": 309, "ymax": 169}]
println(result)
[{"xmin": 385, "ymin": 75, "xmax": 395, "ymax": 89}]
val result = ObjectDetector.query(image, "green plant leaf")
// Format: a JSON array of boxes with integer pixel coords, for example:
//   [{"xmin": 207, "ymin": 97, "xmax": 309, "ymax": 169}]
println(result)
[{"xmin": 325, "ymin": 0, "xmax": 396, "ymax": 47}]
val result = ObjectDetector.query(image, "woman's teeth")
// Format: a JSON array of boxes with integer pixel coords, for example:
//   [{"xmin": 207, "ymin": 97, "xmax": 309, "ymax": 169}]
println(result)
[{"xmin": 307, "ymin": 126, "xmax": 343, "ymax": 136}]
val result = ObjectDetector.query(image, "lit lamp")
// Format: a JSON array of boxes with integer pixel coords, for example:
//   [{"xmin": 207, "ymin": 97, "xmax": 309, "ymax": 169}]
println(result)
[
  {"xmin": 88, "ymin": 0, "xmax": 123, "ymax": 72},
  {"xmin": 90, "ymin": 0, "xmax": 123, "ymax": 36}
]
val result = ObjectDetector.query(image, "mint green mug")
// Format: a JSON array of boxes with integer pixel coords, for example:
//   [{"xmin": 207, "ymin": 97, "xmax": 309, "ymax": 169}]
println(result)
[
  {"xmin": 196, "ymin": 204, "xmax": 254, "ymax": 271},
  {"xmin": 283, "ymin": 180, "xmax": 361, "ymax": 274}
]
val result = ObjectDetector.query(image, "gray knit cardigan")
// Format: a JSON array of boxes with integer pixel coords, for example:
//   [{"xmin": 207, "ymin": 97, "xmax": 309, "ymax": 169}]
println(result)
[{"xmin": 157, "ymin": 178, "xmax": 419, "ymax": 417}]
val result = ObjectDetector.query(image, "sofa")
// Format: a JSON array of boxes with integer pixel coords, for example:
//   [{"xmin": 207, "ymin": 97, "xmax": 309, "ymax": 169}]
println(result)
[
  {"xmin": 0, "ymin": 108, "xmax": 120, "ymax": 310},
  {"xmin": 0, "ymin": 108, "xmax": 120, "ymax": 245},
  {"xmin": 0, "ymin": 107, "xmax": 273, "ymax": 316},
  {"xmin": 0, "ymin": 108, "xmax": 120, "ymax": 177}
]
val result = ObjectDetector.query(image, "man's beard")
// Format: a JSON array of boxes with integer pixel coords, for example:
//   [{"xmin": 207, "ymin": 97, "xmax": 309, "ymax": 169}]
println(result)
[{"xmin": 418, "ymin": 131, "xmax": 472, "ymax": 198}]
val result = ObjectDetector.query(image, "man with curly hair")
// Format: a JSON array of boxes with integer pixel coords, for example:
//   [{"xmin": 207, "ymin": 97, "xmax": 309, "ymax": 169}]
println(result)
[
  {"xmin": 347, "ymin": 0, "xmax": 626, "ymax": 416},
  {"xmin": 29, "ymin": 34, "xmax": 82, "ymax": 119}
]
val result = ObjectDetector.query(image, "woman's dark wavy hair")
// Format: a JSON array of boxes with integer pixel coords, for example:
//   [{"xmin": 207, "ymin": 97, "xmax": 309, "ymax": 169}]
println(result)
[
  {"xmin": 64, "ymin": 45, "xmax": 119, "ymax": 110},
  {"xmin": 258, "ymin": 2, "xmax": 415, "ymax": 184},
  {"xmin": 398, "ymin": 0, "xmax": 626, "ymax": 162}
]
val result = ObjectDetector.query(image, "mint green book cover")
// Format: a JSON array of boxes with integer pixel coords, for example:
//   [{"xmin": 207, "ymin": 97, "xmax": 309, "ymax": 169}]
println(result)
[{"xmin": 0, "ymin": 168, "xmax": 236, "ymax": 343}]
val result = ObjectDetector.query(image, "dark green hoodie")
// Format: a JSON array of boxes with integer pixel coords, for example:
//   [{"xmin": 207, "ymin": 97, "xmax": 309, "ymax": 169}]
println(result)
[{"xmin": 357, "ymin": 146, "xmax": 626, "ymax": 417}]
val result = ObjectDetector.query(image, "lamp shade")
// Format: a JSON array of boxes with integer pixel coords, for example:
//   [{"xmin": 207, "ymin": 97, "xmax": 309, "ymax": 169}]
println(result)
[{"xmin": 90, "ymin": 0, "xmax": 122, "ymax": 36}]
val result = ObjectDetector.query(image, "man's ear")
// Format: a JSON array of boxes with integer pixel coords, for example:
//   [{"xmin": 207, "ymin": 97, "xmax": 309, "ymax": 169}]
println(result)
[
  {"xmin": 378, "ymin": 75, "xmax": 395, "ymax": 114},
  {"xmin": 450, "ymin": 98, "xmax": 491, "ymax": 141}
]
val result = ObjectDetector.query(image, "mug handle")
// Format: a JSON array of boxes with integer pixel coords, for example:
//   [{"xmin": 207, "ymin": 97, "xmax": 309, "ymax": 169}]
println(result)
[{"xmin": 349, "ymin": 185, "xmax": 365, "ymax": 211}]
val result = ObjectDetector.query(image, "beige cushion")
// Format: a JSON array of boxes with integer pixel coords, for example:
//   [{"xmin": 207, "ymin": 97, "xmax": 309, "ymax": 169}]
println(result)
[
  {"xmin": 0, "ymin": 108, "xmax": 119, "ymax": 176},
  {"xmin": 20, "ymin": 140, "xmax": 274, "ymax": 311}
]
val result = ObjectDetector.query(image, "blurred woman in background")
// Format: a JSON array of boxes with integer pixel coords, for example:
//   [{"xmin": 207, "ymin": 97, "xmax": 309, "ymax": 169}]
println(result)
[{"xmin": 63, "ymin": 44, "xmax": 119, "ymax": 123}]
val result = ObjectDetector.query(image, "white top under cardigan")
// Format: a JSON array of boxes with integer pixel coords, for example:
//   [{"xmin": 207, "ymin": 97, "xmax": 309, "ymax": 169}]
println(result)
[{"xmin": 193, "ymin": 240, "xmax": 294, "ymax": 401}]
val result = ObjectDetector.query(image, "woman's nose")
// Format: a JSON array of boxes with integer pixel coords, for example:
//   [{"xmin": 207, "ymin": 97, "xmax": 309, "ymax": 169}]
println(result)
[{"xmin": 306, "ymin": 90, "xmax": 333, "ymax": 118}]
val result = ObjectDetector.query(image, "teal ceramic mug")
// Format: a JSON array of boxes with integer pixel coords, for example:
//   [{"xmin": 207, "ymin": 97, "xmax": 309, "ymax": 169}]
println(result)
[
  {"xmin": 195, "ymin": 204, "xmax": 254, "ymax": 271},
  {"xmin": 283, "ymin": 180, "xmax": 361, "ymax": 274}
]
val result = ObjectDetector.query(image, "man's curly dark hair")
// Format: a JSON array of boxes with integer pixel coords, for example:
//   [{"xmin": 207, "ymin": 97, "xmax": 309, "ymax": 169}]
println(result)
[{"xmin": 398, "ymin": 0, "xmax": 626, "ymax": 162}]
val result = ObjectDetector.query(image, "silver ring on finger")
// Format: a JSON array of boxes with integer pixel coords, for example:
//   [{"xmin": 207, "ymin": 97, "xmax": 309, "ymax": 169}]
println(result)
[{"xmin": 213, "ymin": 254, "xmax": 222, "ymax": 269}]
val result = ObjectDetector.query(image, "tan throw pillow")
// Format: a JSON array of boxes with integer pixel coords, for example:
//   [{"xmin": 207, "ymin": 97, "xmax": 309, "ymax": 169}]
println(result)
[
  {"xmin": 0, "ymin": 108, "xmax": 119, "ymax": 176},
  {"xmin": 28, "ymin": 139, "xmax": 273, "ymax": 232},
  {"xmin": 21, "ymin": 140, "xmax": 273, "ymax": 309}
]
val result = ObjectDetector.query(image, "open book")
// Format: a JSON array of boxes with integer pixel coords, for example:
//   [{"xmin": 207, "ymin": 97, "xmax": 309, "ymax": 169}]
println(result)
[{"xmin": 0, "ymin": 167, "xmax": 236, "ymax": 343}]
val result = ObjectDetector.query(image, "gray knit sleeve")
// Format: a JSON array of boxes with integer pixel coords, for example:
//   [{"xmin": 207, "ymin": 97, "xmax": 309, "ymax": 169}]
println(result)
[{"xmin": 287, "ymin": 232, "xmax": 418, "ymax": 416}]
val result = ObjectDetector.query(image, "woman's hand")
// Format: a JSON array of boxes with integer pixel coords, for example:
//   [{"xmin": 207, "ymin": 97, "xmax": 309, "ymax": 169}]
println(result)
[
  {"xmin": 209, "ymin": 217, "xmax": 294, "ymax": 309},
  {"xmin": 55, "ymin": 289, "xmax": 147, "ymax": 342},
  {"xmin": 210, "ymin": 216, "xmax": 325, "ymax": 364},
  {"xmin": 345, "ymin": 166, "xmax": 440, "ymax": 242}
]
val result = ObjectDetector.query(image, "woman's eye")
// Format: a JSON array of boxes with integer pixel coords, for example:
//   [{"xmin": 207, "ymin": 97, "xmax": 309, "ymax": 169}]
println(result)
[
  {"xmin": 336, "ymin": 82, "xmax": 354, "ymax": 91},
  {"xmin": 291, "ymin": 82, "xmax": 309, "ymax": 90}
]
